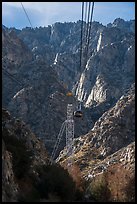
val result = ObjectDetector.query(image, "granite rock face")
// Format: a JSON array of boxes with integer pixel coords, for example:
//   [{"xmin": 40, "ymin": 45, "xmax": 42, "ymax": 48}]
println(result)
[
  {"xmin": 2, "ymin": 29, "xmax": 33, "ymax": 65},
  {"xmin": 74, "ymin": 21, "xmax": 135, "ymax": 110}
]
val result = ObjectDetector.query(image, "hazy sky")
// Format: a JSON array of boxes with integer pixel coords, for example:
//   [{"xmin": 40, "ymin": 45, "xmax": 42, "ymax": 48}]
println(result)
[{"xmin": 2, "ymin": 2, "xmax": 135, "ymax": 29}]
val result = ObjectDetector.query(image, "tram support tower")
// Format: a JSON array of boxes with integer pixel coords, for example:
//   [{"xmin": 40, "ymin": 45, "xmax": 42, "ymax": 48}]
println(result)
[{"xmin": 66, "ymin": 104, "xmax": 74, "ymax": 158}]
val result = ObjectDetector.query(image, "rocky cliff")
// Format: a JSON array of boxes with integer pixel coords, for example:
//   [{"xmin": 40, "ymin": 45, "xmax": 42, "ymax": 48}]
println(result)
[
  {"xmin": 12, "ymin": 19, "xmax": 134, "ymax": 92},
  {"xmin": 2, "ymin": 28, "xmax": 33, "ymax": 65},
  {"xmin": 2, "ymin": 139, "xmax": 18, "ymax": 202},
  {"xmin": 75, "ymin": 28, "xmax": 134, "ymax": 107}
]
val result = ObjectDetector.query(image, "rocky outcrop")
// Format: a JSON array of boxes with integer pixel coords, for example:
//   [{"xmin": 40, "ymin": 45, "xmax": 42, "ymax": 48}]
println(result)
[
  {"xmin": 107, "ymin": 18, "xmax": 135, "ymax": 34},
  {"xmin": 84, "ymin": 141, "xmax": 135, "ymax": 181},
  {"xmin": 2, "ymin": 28, "xmax": 33, "ymax": 107},
  {"xmin": 2, "ymin": 29, "xmax": 33, "ymax": 65},
  {"xmin": 84, "ymin": 141, "xmax": 135, "ymax": 202},
  {"xmin": 2, "ymin": 140, "xmax": 18, "ymax": 202}
]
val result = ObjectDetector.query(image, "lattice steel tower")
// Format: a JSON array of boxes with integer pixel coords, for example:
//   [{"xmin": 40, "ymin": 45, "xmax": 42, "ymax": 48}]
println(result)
[
  {"xmin": 50, "ymin": 103, "xmax": 75, "ymax": 165},
  {"xmin": 66, "ymin": 104, "xmax": 74, "ymax": 159}
]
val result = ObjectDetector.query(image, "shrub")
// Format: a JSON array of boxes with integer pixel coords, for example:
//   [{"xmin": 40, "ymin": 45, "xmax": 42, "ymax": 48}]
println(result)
[
  {"xmin": 17, "ymin": 177, "xmax": 41, "ymax": 202},
  {"xmin": 66, "ymin": 163, "xmax": 85, "ymax": 191},
  {"xmin": 33, "ymin": 163, "xmax": 77, "ymax": 201},
  {"xmin": 106, "ymin": 163, "xmax": 135, "ymax": 202},
  {"xmin": 87, "ymin": 172, "xmax": 111, "ymax": 202},
  {"xmin": 123, "ymin": 174, "xmax": 135, "ymax": 202}
]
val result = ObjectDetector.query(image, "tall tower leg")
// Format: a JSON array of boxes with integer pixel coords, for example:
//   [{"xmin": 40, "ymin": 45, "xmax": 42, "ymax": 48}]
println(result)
[{"xmin": 66, "ymin": 104, "xmax": 74, "ymax": 165}]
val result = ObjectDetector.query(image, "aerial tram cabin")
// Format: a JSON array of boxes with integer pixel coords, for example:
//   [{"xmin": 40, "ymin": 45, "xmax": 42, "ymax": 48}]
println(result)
[
  {"xmin": 74, "ymin": 110, "xmax": 83, "ymax": 117},
  {"xmin": 74, "ymin": 103, "xmax": 83, "ymax": 118}
]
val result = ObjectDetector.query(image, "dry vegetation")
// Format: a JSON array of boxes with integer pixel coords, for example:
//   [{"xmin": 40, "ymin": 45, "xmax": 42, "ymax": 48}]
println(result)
[{"xmin": 88, "ymin": 163, "xmax": 135, "ymax": 202}]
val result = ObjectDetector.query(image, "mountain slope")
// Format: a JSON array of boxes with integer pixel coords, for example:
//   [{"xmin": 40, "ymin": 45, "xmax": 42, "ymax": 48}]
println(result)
[
  {"xmin": 2, "ymin": 108, "xmax": 49, "ymax": 202},
  {"xmin": 57, "ymin": 83, "xmax": 135, "ymax": 201},
  {"xmin": 57, "ymin": 83, "xmax": 135, "ymax": 173}
]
